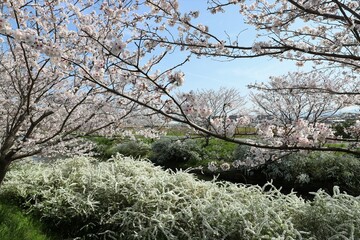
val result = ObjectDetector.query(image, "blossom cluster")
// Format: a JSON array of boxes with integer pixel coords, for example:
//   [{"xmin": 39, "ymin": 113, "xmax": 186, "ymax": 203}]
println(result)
[
  {"xmin": 210, "ymin": 117, "xmax": 238, "ymax": 137},
  {"xmin": 110, "ymin": 39, "xmax": 127, "ymax": 56},
  {"xmin": 257, "ymin": 119, "xmax": 334, "ymax": 148},
  {"xmin": 10, "ymin": 29, "xmax": 61, "ymax": 58},
  {"xmin": 348, "ymin": 120, "xmax": 360, "ymax": 139},
  {"xmin": 208, "ymin": 162, "xmax": 231, "ymax": 172},
  {"xmin": 0, "ymin": 14, "xmax": 11, "ymax": 34},
  {"xmin": 168, "ymin": 71, "xmax": 185, "ymax": 87},
  {"xmin": 180, "ymin": 92, "xmax": 213, "ymax": 117}
]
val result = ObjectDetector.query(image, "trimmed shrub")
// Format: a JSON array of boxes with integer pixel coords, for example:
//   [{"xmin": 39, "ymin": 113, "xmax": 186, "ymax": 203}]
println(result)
[
  {"xmin": 233, "ymin": 144, "xmax": 251, "ymax": 160},
  {"xmin": 87, "ymin": 136, "xmax": 118, "ymax": 159},
  {"xmin": 107, "ymin": 141, "xmax": 151, "ymax": 158},
  {"xmin": 150, "ymin": 138, "xmax": 202, "ymax": 168},
  {"xmin": 265, "ymin": 152, "xmax": 360, "ymax": 195},
  {"xmin": 1, "ymin": 156, "xmax": 360, "ymax": 239},
  {"xmin": 88, "ymin": 136, "xmax": 151, "ymax": 160}
]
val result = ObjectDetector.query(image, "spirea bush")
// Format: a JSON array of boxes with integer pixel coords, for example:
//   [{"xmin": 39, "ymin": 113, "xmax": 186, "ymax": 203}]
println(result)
[{"xmin": 1, "ymin": 156, "xmax": 360, "ymax": 239}]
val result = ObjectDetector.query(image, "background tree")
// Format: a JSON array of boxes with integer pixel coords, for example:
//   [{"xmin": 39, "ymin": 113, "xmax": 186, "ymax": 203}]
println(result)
[
  {"xmin": 140, "ymin": 0, "xmax": 360, "ymax": 157},
  {"xmin": 249, "ymin": 71, "xmax": 346, "ymax": 126},
  {"xmin": 177, "ymin": 87, "xmax": 247, "ymax": 146},
  {"xmin": 124, "ymin": 0, "xmax": 360, "ymax": 158}
]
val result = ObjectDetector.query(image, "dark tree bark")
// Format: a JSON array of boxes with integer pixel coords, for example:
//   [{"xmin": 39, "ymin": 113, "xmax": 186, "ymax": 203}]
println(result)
[{"xmin": 0, "ymin": 158, "xmax": 11, "ymax": 186}]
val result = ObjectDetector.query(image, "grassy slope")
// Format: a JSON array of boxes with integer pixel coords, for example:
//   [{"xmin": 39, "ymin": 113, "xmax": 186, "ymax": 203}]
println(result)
[{"xmin": 0, "ymin": 201, "xmax": 56, "ymax": 240}]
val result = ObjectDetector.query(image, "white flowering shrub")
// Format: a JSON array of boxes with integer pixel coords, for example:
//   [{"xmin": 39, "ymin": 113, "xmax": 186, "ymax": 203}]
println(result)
[
  {"xmin": 1, "ymin": 156, "xmax": 360, "ymax": 239},
  {"xmin": 296, "ymin": 187, "xmax": 360, "ymax": 240}
]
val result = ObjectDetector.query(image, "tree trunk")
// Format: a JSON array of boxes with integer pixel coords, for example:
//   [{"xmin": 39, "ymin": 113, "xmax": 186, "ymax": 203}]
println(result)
[
  {"xmin": 0, "ymin": 158, "xmax": 11, "ymax": 186},
  {"xmin": 202, "ymin": 135, "xmax": 210, "ymax": 147}
]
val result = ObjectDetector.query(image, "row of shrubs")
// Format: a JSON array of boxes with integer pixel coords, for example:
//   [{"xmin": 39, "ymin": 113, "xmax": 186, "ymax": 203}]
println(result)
[
  {"xmin": 92, "ymin": 136, "xmax": 238, "ymax": 166},
  {"xmin": 91, "ymin": 136, "xmax": 360, "ymax": 196},
  {"xmin": 1, "ymin": 155, "xmax": 360, "ymax": 239},
  {"xmin": 266, "ymin": 152, "xmax": 360, "ymax": 195}
]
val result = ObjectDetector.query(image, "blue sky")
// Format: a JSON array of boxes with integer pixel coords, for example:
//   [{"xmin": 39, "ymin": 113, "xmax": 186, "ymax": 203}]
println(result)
[{"xmin": 176, "ymin": 2, "xmax": 302, "ymax": 97}]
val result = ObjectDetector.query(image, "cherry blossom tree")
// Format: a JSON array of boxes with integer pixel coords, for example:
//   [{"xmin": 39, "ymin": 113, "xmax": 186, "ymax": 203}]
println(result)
[
  {"xmin": 157, "ymin": 1, "xmax": 360, "ymax": 154},
  {"xmin": 0, "ymin": 30, "xmax": 145, "ymax": 185},
  {"xmin": 0, "ymin": 0, "xmax": 226, "ymax": 185},
  {"xmin": 2, "ymin": 0, "xmax": 360, "ymax": 186},
  {"xmin": 208, "ymin": 0, "xmax": 360, "ymax": 145},
  {"xmin": 204, "ymin": 1, "xmax": 360, "ymax": 65},
  {"xmin": 132, "ymin": 0, "xmax": 360, "ymax": 158},
  {"xmin": 249, "ymin": 71, "xmax": 346, "ymax": 126},
  {"xmin": 0, "ymin": 0, "xmax": 185, "ymax": 185},
  {"xmin": 177, "ymin": 87, "xmax": 248, "ymax": 146}
]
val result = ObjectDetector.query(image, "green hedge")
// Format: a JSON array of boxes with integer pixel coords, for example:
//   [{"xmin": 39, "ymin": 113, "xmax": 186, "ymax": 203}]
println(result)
[
  {"xmin": 150, "ymin": 138, "xmax": 202, "ymax": 168},
  {"xmin": 0, "ymin": 156, "xmax": 359, "ymax": 239},
  {"xmin": 265, "ymin": 152, "xmax": 360, "ymax": 195}
]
